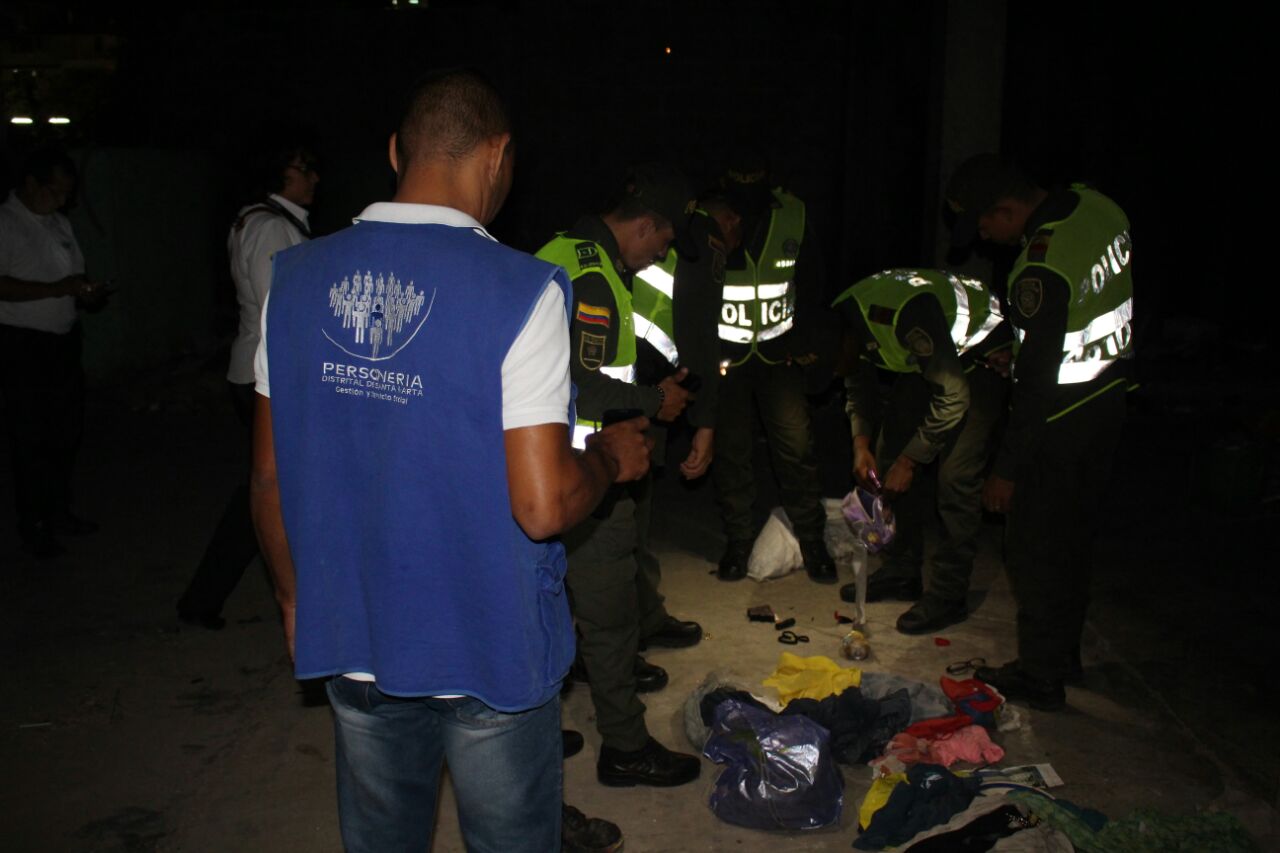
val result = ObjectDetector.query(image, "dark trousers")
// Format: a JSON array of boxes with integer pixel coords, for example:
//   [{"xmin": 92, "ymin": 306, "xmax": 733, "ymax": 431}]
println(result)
[
  {"xmin": 0, "ymin": 323, "xmax": 84, "ymax": 533},
  {"xmin": 874, "ymin": 366, "xmax": 1008, "ymax": 602},
  {"xmin": 1007, "ymin": 386, "xmax": 1126, "ymax": 680},
  {"xmin": 177, "ymin": 382, "xmax": 259, "ymax": 618},
  {"xmin": 563, "ymin": 475, "xmax": 666, "ymax": 751},
  {"xmin": 713, "ymin": 358, "xmax": 825, "ymax": 543}
]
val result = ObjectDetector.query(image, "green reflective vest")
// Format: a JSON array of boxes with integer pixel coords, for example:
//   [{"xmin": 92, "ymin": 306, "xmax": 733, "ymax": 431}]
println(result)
[
  {"xmin": 832, "ymin": 268, "xmax": 1004, "ymax": 373},
  {"xmin": 536, "ymin": 234, "xmax": 637, "ymax": 449},
  {"xmin": 719, "ymin": 189, "xmax": 805, "ymax": 363},
  {"xmin": 632, "ymin": 247, "xmax": 679, "ymax": 366},
  {"xmin": 1010, "ymin": 186, "xmax": 1134, "ymax": 387}
]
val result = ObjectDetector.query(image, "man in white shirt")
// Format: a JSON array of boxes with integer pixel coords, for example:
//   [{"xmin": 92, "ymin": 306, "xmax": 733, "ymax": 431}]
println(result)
[
  {"xmin": 0, "ymin": 148, "xmax": 108, "ymax": 558},
  {"xmin": 176, "ymin": 141, "xmax": 317, "ymax": 629}
]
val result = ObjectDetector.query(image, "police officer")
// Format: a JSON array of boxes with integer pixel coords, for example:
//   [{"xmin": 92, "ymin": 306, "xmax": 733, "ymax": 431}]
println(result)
[
  {"xmin": 946, "ymin": 155, "xmax": 1135, "ymax": 711},
  {"xmin": 536, "ymin": 163, "xmax": 704, "ymax": 787},
  {"xmin": 712, "ymin": 150, "xmax": 837, "ymax": 583},
  {"xmin": 834, "ymin": 269, "xmax": 1011, "ymax": 634}
]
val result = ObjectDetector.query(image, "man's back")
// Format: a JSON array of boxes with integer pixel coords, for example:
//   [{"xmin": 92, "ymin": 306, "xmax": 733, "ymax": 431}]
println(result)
[{"xmin": 264, "ymin": 209, "xmax": 575, "ymax": 708}]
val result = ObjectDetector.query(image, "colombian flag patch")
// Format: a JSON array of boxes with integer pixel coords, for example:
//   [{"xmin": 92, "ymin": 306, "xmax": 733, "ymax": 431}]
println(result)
[{"xmin": 576, "ymin": 302, "xmax": 611, "ymax": 328}]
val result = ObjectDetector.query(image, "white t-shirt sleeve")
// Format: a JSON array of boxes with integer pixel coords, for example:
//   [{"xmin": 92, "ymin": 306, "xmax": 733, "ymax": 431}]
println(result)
[
  {"xmin": 502, "ymin": 279, "xmax": 570, "ymax": 429},
  {"xmin": 254, "ymin": 290, "xmax": 271, "ymax": 397}
]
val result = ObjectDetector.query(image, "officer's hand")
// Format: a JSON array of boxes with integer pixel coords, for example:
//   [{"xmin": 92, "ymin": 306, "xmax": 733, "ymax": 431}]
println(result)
[
  {"xmin": 882, "ymin": 455, "xmax": 916, "ymax": 500},
  {"xmin": 656, "ymin": 367, "xmax": 694, "ymax": 422},
  {"xmin": 852, "ymin": 441, "xmax": 879, "ymax": 492},
  {"xmin": 983, "ymin": 475, "xmax": 1015, "ymax": 513},
  {"xmin": 588, "ymin": 416, "xmax": 652, "ymax": 483},
  {"xmin": 983, "ymin": 348, "xmax": 1013, "ymax": 378},
  {"xmin": 680, "ymin": 427, "xmax": 714, "ymax": 480}
]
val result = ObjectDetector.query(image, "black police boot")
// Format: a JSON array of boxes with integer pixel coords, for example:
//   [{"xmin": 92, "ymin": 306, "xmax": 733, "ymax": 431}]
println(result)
[
  {"xmin": 973, "ymin": 661, "xmax": 1066, "ymax": 712},
  {"xmin": 895, "ymin": 596, "xmax": 967, "ymax": 635},
  {"xmin": 639, "ymin": 614, "xmax": 703, "ymax": 649},
  {"xmin": 634, "ymin": 655, "xmax": 668, "ymax": 693},
  {"xmin": 716, "ymin": 539, "xmax": 753, "ymax": 581},
  {"xmin": 864, "ymin": 570, "xmax": 923, "ymax": 602},
  {"xmin": 561, "ymin": 803, "xmax": 623, "ymax": 853},
  {"xmin": 597, "ymin": 736, "xmax": 701, "ymax": 787},
  {"xmin": 799, "ymin": 539, "xmax": 837, "ymax": 584}
]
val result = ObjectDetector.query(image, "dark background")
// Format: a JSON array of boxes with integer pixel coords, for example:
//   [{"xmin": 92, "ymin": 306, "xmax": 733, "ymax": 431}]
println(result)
[
  {"xmin": 2, "ymin": 0, "xmax": 1267, "ymax": 335},
  {"xmin": 3, "ymin": 0, "xmax": 1278, "ymax": 819}
]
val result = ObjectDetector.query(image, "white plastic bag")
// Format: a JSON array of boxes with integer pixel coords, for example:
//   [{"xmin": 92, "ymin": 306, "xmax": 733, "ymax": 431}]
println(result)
[{"xmin": 746, "ymin": 508, "xmax": 803, "ymax": 581}]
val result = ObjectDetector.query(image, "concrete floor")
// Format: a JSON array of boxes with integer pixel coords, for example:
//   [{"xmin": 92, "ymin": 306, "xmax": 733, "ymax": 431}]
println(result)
[{"xmin": 2, "ymin": 362, "xmax": 1277, "ymax": 851}]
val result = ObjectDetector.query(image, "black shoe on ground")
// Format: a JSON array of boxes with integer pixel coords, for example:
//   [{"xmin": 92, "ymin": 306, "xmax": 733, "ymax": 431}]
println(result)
[
  {"xmin": 973, "ymin": 661, "xmax": 1066, "ymax": 712},
  {"xmin": 895, "ymin": 596, "xmax": 967, "ymax": 635},
  {"xmin": 177, "ymin": 607, "xmax": 226, "ymax": 631},
  {"xmin": 597, "ymin": 736, "xmax": 701, "ymax": 787},
  {"xmin": 980, "ymin": 654, "xmax": 1084, "ymax": 685},
  {"xmin": 562, "ymin": 729, "xmax": 585, "ymax": 759},
  {"xmin": 639, "ymin": 614, "xmax": 703, "ymax": 649},
  {"xmin": 799, "ymin": 539, "xmax": 837, "ymax": 584},
  {"xmin": 634, "ymin": 656, "xmax": 668, "ymax": 693},
  {"xmin": 716, "ymin": 539, "xmax": 752, "ymax": 581},
  {"xmin": 562, "ymin": 803, "xmax": 623, "ymax": 853},
  {"xmin": 864, "ymin": 572, "xmax": 923, "ymax": 602}
]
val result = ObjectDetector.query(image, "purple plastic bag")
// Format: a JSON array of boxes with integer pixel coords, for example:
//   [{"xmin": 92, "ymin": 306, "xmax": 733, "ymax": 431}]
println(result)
[
  {"xmin": 841, "ymin": 487, "xmax": 896, "ymax": 553},
  {"xmin": 703, "ymin": 698, "xmax": 844, "ymax": 831}
]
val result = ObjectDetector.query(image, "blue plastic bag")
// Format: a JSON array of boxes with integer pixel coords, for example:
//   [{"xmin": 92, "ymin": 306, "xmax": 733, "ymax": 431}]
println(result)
[{"xmin": 703, "ymin": 698, "xmax": 844, "ymax": 831}]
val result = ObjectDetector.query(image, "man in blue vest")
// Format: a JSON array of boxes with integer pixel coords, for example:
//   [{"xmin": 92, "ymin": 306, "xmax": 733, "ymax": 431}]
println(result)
[
  {"xmin": 250, "ymin": 70, "xmax": 651, "ymax": 851},
  {"xmin": 946, "ymin": 154, "xmax": 1135, "ymax": 711},
  {"xmin": 537, "ymin": 165, "xmax": 705, "ymax": 789},
  {"xmin": 712, "ymin": 150, "xmax": 838, "ymax": 583}
]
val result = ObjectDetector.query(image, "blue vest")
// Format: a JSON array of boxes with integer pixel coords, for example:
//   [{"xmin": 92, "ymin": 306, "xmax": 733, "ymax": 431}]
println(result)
[{"xmin": 266, "ymin": 219, "xmax": 574, "ymax": 711}]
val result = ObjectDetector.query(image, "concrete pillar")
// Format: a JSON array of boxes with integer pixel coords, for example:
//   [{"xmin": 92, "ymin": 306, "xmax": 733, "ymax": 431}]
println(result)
[{"xmin": 930, "ymin": 1, "xmax": 1007, "ymax": 272}]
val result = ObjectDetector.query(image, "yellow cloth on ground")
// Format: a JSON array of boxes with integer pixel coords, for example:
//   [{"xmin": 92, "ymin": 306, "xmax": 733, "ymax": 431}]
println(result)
[
  {"xmin": 762, "ymin": 652, "xmax": 862, "ymax": 705},
  {"xmin": 858, "ymin": 773, "xmax": 907, "ymax": 829}
]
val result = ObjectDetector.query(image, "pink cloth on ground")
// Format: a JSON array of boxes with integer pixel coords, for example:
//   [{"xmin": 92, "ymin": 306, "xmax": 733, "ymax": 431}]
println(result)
[{"xmin": 930, "ymin": 724, "xmax": 1005, "ymax": 766}]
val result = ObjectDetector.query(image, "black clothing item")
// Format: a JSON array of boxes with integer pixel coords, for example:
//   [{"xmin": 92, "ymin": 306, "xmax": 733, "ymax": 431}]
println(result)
[
  {"xmin": 782, "ymin": 686, "xmax": 912, "ymax": 765},
  {"xmin": 854, "ymin": 763, "xmax": 982, "ymax": 850},
  {"xmin": 908, "ymin": 804, "xmax": 1029, "ymax": 852},
  {"xmin": 0, "ymin": 322, "xmax": 84, "ymax": 535}
]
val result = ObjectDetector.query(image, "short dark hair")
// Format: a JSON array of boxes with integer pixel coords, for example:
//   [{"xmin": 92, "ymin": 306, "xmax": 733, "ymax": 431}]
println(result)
[
  {"xmin": 395, "ymin": 68, "xmax": 511, "ymax": 167},
  {"xmin": 19, "ymin": 147, "xmax": 77, "ymax": 186},
  {"xmin": 249, "ymin": 142, "xmax": 315, "ymax": 199},
  {"xmin": 606, "ymin": 196, "xmax": 670, "ymax": 229}
]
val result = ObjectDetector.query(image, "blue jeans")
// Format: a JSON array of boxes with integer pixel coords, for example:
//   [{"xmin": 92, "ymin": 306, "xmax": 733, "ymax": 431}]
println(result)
[{"xmin": 326, "ymin": 677, "xmax": 562, "ymax": 853}]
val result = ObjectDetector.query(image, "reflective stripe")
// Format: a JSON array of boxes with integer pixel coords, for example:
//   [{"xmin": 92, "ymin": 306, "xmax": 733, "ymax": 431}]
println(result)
[
  {"xmin": 948, "ymin": 274, "xmax": 972, "ymax": 348},
  {"xmin": 1061, "ymin": 297, "xmax": 1134, "ymax": 350},
  {"xmin": 757, "ymin": 282, "xmax": 791, "ymax": 299},
  {"xmin": 1058, "ymin": 359, "xmax": 1112, "ymax": 384},
  {"xmin": 600, "ymin": 364, "xmax": 635, "ymax": 383},
  {"xmin": 633, "ymin": 313, "xmax": 678, "ymax": 365},
  {"xmin": 962, "ymin": 295, "xmax": 1004, "ymax": 352},
  {"xmin": 722, "ymin": 285, "xmax": 756, "ymax": 301},
  {"xmin": 571, "ymin": 421, "xmax": 596, "ymax": 451},
  {"xmin": 635, "ymin": 265, "xmax": 674, "ymax": 299},
  {"xmin": 719, "ymin": 324, "xmax": 754, "ymax": 343},
  {"xmin": 757, "ymin": 315, "xmax": 795, "ymax": 342}
]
